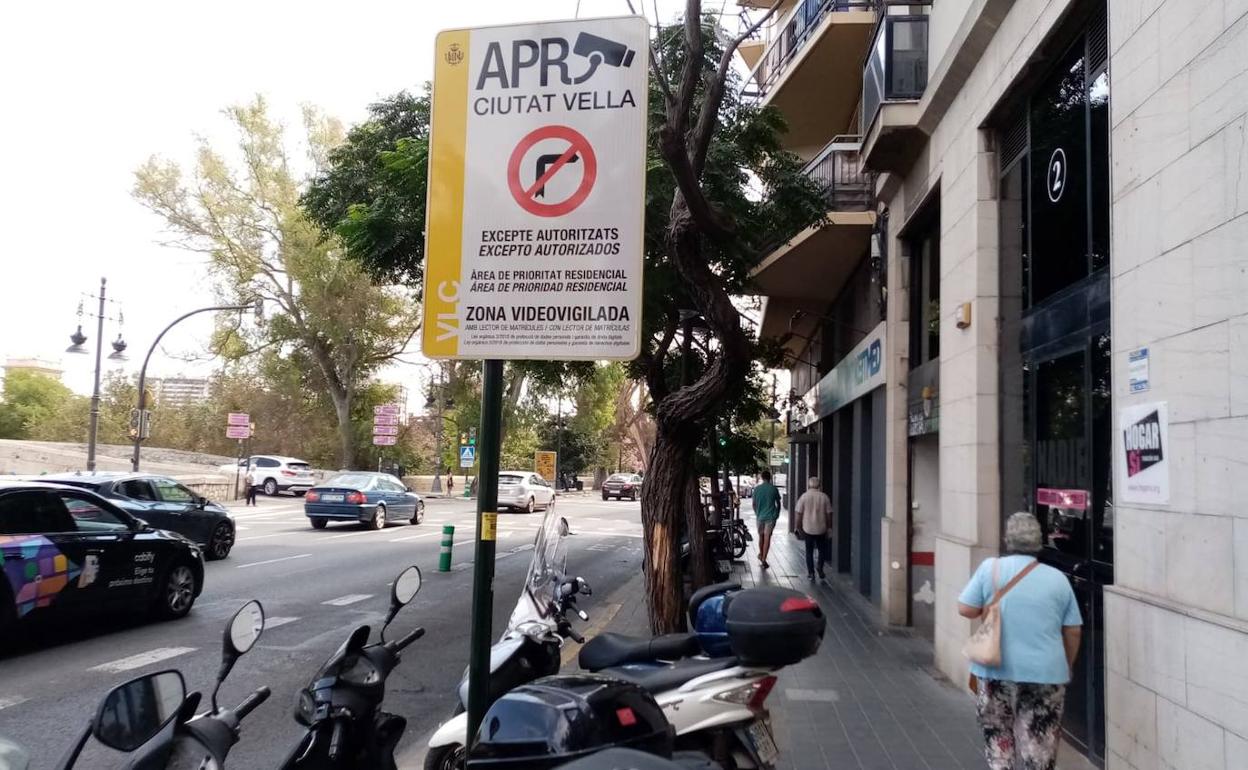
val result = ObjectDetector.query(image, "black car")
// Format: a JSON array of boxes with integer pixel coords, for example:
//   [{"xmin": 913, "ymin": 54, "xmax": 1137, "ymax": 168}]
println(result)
[
  {"xmin": 39, "ymin": 472, "xmax": 235, "ymax": 560},
  {"xmin": 0, "ymin": 481, "xmax": 205, "ymax": 633}
]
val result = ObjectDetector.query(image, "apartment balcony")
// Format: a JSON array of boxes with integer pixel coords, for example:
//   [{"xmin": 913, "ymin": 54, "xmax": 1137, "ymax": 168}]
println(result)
[
  {"xmin": 860, "ymin": 7, "xmax": 929, "ymax": 173},
  {"xmin": 742, "ymin": 0, "xmax": 877, "ymax": 157},
  {"xmin": 751, "ymin": 137, "xmax": 876, "ymax": 352}
]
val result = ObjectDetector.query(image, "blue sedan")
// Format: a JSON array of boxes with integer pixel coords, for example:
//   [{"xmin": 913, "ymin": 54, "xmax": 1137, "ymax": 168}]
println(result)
[{"xmin": 304, "ymin": 472, "xmax": 425, "ymax": 530}]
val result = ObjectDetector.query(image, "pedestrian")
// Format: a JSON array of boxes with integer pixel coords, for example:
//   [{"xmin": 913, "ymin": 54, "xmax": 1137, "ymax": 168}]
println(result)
[
  {"xmin": 244, "ymin": 469, "xmax": 258, "ymax": 506},
  {"xmin": 446, "ymin": 472, "xmax": 454, "ymax": 496},
  {"xmin": 958, "ymin": 511, "xmax": 1082, "ymax": 770},
  {"xmin": 751, "ymin": 470, "xmax": 781, "ymax": 569},
  {"xmin": 791, "ymin": 476, "xmax": 833, "ymax": 580}
]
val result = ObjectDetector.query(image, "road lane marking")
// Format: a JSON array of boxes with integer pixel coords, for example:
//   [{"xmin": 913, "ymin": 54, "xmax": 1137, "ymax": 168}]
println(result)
[
  {"xmin": 389, "ymin": 532, "xmax": 437, "ymax": 542},
  {"xmin": 323, "ymin": 594, "xmax": 373, "ymax": 606},
  {"xmin": 0, "ymin": 696, "xmax": 28, "ymax": 711},
  {"xmin": 265, "ymin": 616, "xmax": 300, "ymax": 629},
  {"xmin": 235, "ymin": 554, "xmax": 312, "ymax": 568},
  {"xmin": 237, "ymin": 533, "xmax": 287, "ymax": 542},
  {"xmin": 91, "ymin": 647, "xmax": 196, "ymax": 673}
]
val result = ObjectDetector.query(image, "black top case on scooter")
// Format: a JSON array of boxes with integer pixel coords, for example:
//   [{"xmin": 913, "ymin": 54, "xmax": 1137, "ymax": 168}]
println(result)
[
  {"xmin": 724, "ymin": 587, "xmax": 826, "ymax": 666},
  {"xmin": 466, "ymin": 674, "xmax": 673, "ymax": 770}
]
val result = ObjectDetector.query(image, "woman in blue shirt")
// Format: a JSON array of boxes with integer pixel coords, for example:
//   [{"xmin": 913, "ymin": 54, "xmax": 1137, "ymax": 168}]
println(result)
[{"xmin": 958, "ymin": 512, "xmax": 1083, "ymax": 770}]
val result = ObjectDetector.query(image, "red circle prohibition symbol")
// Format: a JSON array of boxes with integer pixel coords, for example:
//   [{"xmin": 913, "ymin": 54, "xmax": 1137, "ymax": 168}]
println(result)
[{"xmin": 507, "ymin": 125, "xmax": 597, "ymax": 217}]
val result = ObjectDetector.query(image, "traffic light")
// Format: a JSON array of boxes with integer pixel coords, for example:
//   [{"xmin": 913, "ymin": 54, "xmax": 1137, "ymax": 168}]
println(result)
[
  {"xmin": 460, "ymin": 432, "xmax": 468, "ymax": 446},
  {"xmin": 469, "ymin": 427, "xmax": 477, "ymax": 447}
]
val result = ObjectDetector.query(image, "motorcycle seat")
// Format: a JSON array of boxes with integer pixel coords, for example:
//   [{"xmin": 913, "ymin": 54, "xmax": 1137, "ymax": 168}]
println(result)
[
  {"xmin": 579, "ymin": 632, "xmax": 702, "ymax": 671},
  {"xmin": 599, "ymin": 656, "xmax": 738, "ymax": 693}
]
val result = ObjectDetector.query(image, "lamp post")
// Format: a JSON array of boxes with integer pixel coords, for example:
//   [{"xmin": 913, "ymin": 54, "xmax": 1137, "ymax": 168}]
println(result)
[
  {"xmin": 65, "ymin": 277, "xmax": 128, "ymax": 472},
  {"xmin": 424, "ymin": 364, "xmax": 452, "ymax": 493},
  {"xmin": 131, "ymin": 299, "xmax": 261, "ymax": 472}
]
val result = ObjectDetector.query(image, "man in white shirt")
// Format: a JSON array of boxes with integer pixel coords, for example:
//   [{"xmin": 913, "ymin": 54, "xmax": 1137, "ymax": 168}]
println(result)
[{"xmin": 792, "ymin": 476, "xmax": 833, "ymax": 580}]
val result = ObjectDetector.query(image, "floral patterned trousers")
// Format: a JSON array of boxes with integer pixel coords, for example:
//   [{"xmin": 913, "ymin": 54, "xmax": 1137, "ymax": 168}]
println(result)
[{"xmin": 975, "ymin": 679, "xmax": 1066, "ymax": 770}]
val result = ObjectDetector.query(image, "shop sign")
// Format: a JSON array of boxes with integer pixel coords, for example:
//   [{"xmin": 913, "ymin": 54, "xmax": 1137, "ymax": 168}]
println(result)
[
  {"xmin": 1116, "ymin": 401, "xmax": 1169, "ymax": 505},
  {"xmin": 907, "ymin": 403, "xmax": 939, "ymax": 437},
  {"xmin": 1036, "ymin": 487, "xmax": 1089, "ymax": 511},
  {"xmin": 797, "ymin": 322, "xmax": 886, "ymax": 426},
  {"xmin": 1128, "ymin": 347, "xmax": 1150, "ymax": 393}
]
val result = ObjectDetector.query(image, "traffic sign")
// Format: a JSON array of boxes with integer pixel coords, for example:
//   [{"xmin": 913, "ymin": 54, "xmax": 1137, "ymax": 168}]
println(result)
[
  {"xmin": 372, "ymin": 425, "xmax": 399, "ymax": 436},
  {"xmin": 373, "ymin": 435, "xmax": 398, "ymax": 446},
  {"xmin": 459, "ymin": 446, "xmax": 476, "ymax": 467},
  {"xmin": 227, "ymin": 412, "xmax": 250, "ymax": 427},
  {"xmin": 422, "ymin": 16, "xmax": 648, "ymax": 361},
  {"xmin": 535, "ymin": 451, "xmax": 556, "ymax": 482},
  {"xmin": 373, "ymin": 413, "xmax": 400, "ymax": 426},
  {"xmin": 226, "ymin": 425, "xmax": 251, "ymax": 440},
  {"xmin": 374, "ymin": 404, "xmax": 400, "ymax": 416}
]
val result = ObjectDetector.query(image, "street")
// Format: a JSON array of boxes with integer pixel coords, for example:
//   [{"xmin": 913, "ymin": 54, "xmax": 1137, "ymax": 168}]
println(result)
[{"xmin": 0, "ymin": 493, "xmax": 645, "ymax": 768}]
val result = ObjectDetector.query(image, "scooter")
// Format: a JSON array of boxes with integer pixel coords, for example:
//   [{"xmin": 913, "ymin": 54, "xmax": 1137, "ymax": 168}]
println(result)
[
  {"xmin": 279, "ymin": 565, "xmax": 425, "ymax": 770},
  {"xmin": 425, "ymin": 513, "xmax": 592, "ymax": 770},
  {"xmin": 56, "ymin": 599, "xmax": 272, "ymax": 769}
]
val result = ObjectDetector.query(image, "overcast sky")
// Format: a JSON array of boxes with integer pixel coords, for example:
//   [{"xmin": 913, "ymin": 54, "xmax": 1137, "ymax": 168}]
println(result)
[{"xmin": 1, "ymin": 0, "xmax": 736, "ymax": 402}]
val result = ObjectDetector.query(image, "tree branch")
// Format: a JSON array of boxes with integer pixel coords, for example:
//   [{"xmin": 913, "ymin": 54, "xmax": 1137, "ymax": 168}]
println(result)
[
  {"xmin": 625, "ymin": 0, "xmax": 675, "ymax": 109},
  {"xmin": 691, "ymin": 1, "xmax": 782, "ymax": 176},
  {"xmin": 642, "ymin": 314, "xmax": 678, "ymax": 401}
]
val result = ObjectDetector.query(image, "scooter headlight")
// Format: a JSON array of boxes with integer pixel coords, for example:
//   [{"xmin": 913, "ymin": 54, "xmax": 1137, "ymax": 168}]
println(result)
[{"xmin": 296, "ymin": 689, "xmax": 315, "ymax": 725}]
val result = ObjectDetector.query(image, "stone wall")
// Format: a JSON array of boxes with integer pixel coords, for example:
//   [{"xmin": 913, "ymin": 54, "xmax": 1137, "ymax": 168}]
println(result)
[{"xmin": 1105, "ymin": 0, "xmax": 1248, "ymax": 767}]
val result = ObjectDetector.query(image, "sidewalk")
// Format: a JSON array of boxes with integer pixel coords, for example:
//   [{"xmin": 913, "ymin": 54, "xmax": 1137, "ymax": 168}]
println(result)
[{"xmin": 598, "ymin": 516, "xmax": 1097, "ymax": 770}]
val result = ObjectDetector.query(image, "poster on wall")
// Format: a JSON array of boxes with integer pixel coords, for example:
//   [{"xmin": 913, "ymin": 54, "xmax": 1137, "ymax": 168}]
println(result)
[{"xmin": 1116, "ymin": 401, "xmax": 1169, "ymax": 505}]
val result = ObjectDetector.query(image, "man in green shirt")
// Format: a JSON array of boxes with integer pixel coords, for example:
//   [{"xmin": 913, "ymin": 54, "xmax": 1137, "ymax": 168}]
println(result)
[{"xmin": 752, "ymin": 470, "xmax": 782, "ymax": 569}]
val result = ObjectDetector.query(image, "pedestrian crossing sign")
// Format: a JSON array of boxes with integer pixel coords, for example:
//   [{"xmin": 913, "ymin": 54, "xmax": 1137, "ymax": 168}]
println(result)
[{"xmin": 459, "ymin": 446, "xmax": 476, "ymax": 467}]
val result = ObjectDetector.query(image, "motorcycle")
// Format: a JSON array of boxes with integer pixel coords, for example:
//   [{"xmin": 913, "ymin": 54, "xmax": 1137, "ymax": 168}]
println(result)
[
  {"xmin": 425, "ymin": 512, "xmax": 592, "ymax": 770},
  {"xmin": 56, "ymin": 599, "xmax": 272, "ymax": 769},
  {"xmin": 279, "ymin": 565, "xmax": 425, "ymax": 770}
]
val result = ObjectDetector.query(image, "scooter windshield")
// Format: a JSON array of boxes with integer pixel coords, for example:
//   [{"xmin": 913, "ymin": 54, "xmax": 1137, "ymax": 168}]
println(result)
[{"xmin": 505, "ymin": 508, "xmax": 568, "ymax": 634}]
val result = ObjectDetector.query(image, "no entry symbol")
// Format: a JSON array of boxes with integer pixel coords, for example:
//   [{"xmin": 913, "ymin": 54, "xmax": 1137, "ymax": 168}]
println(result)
[{"xmin": 507, "ymin": 125, "xmax": 598, "ymax": 217}]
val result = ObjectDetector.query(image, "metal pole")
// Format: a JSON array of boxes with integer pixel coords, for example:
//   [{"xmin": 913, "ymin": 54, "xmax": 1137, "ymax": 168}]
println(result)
[
  {"xmin": 131, "ymin": 302, "xmax": 253, "ymax": 471},
  {"xmin": 432, "ymin": 366, "xmax": 443, "ymax": 493},
  {"xmin": 466, "ymin": 359, "xmax": 504, "ymax": 746},
  {"xmin": 86, "ymin": 277, "xmax": 106, "ymax": 472},
  {"xmin": 555, "ymin": 392, "xmax": 562, "ymax": 491}
]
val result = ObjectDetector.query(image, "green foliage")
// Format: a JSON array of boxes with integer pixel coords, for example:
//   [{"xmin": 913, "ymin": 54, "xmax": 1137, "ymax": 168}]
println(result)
[{"xmin": 0, "ymin": 371, "xmax": 75, "ymax": 439}]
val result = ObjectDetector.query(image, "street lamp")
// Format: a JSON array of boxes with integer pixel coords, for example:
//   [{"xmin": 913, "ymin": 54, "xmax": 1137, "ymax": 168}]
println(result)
[
  {"xmin": 130, "ymin": 298, "xmax": 262, "ymax": 471},
  {"xmin": 66, "ymin": 277, "xmax": 127, "ymax": 472},
  {"xmin": 423, "ymin": 364, "xmax": 453, "ymax": 493}
]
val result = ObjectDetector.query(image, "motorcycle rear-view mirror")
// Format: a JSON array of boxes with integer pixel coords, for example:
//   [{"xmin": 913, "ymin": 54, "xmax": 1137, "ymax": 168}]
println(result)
[
  {"xmin": 558, "ymin": 517, "xmax": 570, "ymax": 537},
  {"xmin": 382, "ymin": 565, "xmax": 422, "ymax": 640},
  {"xmin": 92, "ymin": 670, "xmax": 185, "ymax": 752},
  {"xmin": 213, "ymin": 600, "xmax": 265, "ymax": 711}
]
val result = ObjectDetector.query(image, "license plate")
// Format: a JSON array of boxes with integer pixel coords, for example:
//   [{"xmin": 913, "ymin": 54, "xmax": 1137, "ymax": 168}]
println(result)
[
  {"xmin": 321, "ymin": 494, "xmax": 344, "ymax": 503},
  {"xmin": 745, "ymin": 719, "xmax": 779, "ymax": 766}
]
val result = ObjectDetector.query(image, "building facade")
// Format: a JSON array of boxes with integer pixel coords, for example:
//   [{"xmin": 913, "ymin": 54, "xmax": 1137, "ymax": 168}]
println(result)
[
  {"xmin": 744, "ymin": 0, "xmax": 1248, "ymax": 765},
  {"xmin": 2, "ymin": 357, "xmax": 64, "ymax": 382}
]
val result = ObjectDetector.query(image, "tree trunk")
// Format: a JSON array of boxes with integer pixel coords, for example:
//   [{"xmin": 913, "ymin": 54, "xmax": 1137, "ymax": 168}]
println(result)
[
  {"xmin": 641, "ymin": 424, "xmax": 700, "ymax": 632},
  {"xmin": 329, "ymin": 387, "xmax": 355, "ymax": 469}
]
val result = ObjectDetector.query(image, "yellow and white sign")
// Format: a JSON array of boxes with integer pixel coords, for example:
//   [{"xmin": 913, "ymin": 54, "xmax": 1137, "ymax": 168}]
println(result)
[
  {"xmin": 423, "ymin": 16, "xmax": 649, "ymax": 361},
  {"xmin": 535, "ymin": 450, "xmax": 557, "ymax": 481}
]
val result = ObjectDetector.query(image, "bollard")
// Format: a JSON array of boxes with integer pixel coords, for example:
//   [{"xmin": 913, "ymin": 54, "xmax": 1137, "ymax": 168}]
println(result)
[{"xmin": 439, "ymin": 524, "xmax": 455, "ymax": 572}]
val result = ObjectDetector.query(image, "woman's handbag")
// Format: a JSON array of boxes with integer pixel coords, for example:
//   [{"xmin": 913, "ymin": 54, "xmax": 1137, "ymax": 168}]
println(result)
[{"xmin": 962, "ymin": 558, "xmax": 1040, "ymax": 667}]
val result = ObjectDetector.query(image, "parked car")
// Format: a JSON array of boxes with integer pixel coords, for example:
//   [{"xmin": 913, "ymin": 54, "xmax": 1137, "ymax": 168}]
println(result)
[
  {"xmin": 498, "ymin": 471, "xmax": 555, "ymax": 513},
  {"xmin": 37, "ymin": 472, "xmax": 236, "ymax": 560},
  {"xmin": 0, "ymin": 480, "xmax": 205, "ymax": 632},
  {"xmin": 221, "ymin": 455, "xmax": 315, "ymax": 496},
  {"xmin": 601, "ymin": 473, "xmax": 643, "ymax": 501},
  {"xmin": 304, "ymin": 472, "xmax": 424, "ymax": 530}
]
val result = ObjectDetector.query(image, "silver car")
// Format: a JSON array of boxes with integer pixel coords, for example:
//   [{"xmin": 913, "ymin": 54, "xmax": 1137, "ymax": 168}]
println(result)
[{"xmin": 497, "ymin": 471, "xmax": 555, "ymax": 514}]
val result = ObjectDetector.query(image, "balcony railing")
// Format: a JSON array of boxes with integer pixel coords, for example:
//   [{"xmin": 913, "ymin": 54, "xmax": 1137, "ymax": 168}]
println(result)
[
  {"xmin": 744, "ymin": 0, "xmax": 876, "ymax": 100},
  {"xmin": 861, "ymin": 11, "xmax": 929, "ymax": 133},
  {"xmin": 804, "ymin": 135, "xmax": 873, "ymax": 210}
]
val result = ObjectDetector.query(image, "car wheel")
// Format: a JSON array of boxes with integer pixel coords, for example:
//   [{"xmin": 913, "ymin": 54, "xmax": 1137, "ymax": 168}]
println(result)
[
  {"xmin": 424, "ymin": 744, "xmax": 466, "ymax": 770},
  {"xmin": 0, "ymin": 580, "xmax": 17, "ymax": 646},
  {"xmin": 154, "ymin": 563, "xmax": 197, "ymax": 620},
  {"xmin": 370, "ymin": 505, "xmax": 386, "ymax": 530},
  {"xmin": 526, "ymin": 497, "xmax": 535, "ymax": 514},
  {"xmin": 411, "ymin": 502, "xmax": 424, "ymax": 525},
  {"xmin": 207, "ymin": 522, "xmax": 234, "ymax": 560},
  {"xmin": 311, "ymin": 518, "xmax": 328, "ymax": 530},
  {"xmin": 602, "ymin": 492, "xmax": 608, "ymax": 501},
  {"xmin": 263, "ymin": 479, "xmax": 278, "ymax": 496}
]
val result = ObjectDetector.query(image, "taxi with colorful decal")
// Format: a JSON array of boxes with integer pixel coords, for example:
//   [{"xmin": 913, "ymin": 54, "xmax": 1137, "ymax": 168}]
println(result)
[{"xmin": 0, "ymin": 480, "xmax": 205, "ymax": 634}]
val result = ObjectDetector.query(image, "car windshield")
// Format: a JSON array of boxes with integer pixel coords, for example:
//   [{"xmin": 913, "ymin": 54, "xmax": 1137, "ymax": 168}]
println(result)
[
  {"xmin": 607, "ymin": 474, "xmax": 630, "ymax": 482},
  {"xmin": 326, "ymin": 474, "xmax": 374, "ymax": 489},
  {"xmin": 287, "ymin": 462, "xmax": 311, "ymax": 471},
  {"xmin": 499, "ymin": 474, "xmax": 523, "ymax": 484}
]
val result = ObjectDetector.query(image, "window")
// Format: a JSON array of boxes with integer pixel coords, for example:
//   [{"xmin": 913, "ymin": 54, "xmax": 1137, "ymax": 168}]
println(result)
[
  {"xmin": 287, "ymin": 462, "xmax": 310, "ymax": 471},
  {"xmin": 152, "ymin": 479, "xmax": 195, "ymax": 504},
  {"xmin": 0, "ymin": 491, "xmax": 76, "ymax": 534},
  {"xmin": 907, "ymin": 199, "xmax": 941, "ymax": 369},
  {"xmin": 256, "ymin": 458, "xmax": 280, "ymax": 469},
  {"xmin": 118, "ymin": 480, "xmax": 157, "ymax": 501},
  {"xmin": 61, "ymin": 494, "xmax": 131, "ymax": 532}
]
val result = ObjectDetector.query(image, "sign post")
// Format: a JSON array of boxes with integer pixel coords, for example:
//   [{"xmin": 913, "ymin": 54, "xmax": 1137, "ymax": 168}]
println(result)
[{"xmin": 424, "ymin": 15, "xmax": 648, "ymax": 745}]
